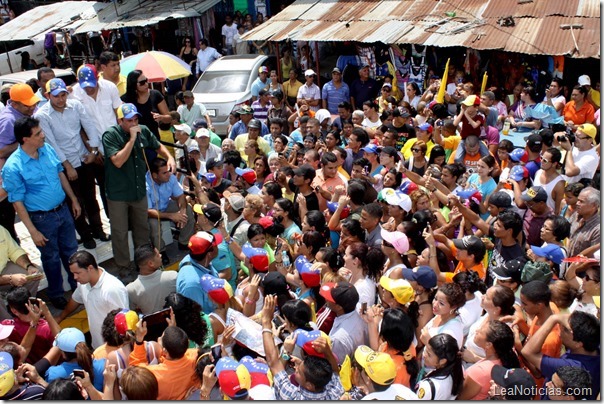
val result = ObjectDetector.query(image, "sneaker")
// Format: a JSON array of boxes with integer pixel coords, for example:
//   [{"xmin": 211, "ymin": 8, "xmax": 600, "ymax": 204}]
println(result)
[
  {"xmin": 50, "ymin": 296, "xmax": 68, "ymax": 310},
  {"xmin": 83, "ymin": 239, "xmax": 97, "ymax": 249}
]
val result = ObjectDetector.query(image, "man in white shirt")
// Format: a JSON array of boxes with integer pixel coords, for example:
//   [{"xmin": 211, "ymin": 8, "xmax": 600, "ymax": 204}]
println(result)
[
  {"xmin": 55, "ymin": 251, "xmax": 129, "ymax": 349},
  {"xmin": 196, "ymin": 38, "xmax": 221, "ymax": 78},
  {"xmin": 297, "ymin": 70, "xmax": 321, "ymax": 112},
  {"xmin": 71, "ymin": 65, "xmax": 122, "ymax": 215},
  {"xmin": 559, "ymin": 123, "xmax": 599, "ymax": 183},
  {"xmin": 127, "ymin": 244, "xmax": 177, "ymax": 315},
  {"xmin": 319, "ymin": 281, "xmax": 368, "ymax": 365},
  {"xmin": 221, "ymin": 15, "xmax": 238, "ymax": 55},
  {"xmin": 177, "ymin": 91, "xmax": 211, "ymax": 128}
]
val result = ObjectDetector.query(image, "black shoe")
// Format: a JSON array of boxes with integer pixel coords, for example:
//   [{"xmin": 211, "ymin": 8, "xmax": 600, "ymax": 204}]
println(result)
[
  {"xmin": 50, "ymin": 296, "xmax": 68, "ymax": 310},
  {"xmin": 93, "ymin": 231, "xmax": 111, "ymax": 242},
  {"xmin": 161, "ymin": 252, "xmax": 170, "ymax": 266},
  {"xmin": 178, "ymin": 243, "xmax": 189, "ymax": 251},
  {"xmin": 83, "ymin": 239, "xmax": 97, "ymax": 249}
]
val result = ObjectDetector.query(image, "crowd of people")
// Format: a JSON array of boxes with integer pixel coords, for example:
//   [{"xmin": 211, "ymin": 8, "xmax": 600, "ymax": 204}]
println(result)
[{"xmin": 0, "ymin": 40, "xmax": 600, "ymax": 400}]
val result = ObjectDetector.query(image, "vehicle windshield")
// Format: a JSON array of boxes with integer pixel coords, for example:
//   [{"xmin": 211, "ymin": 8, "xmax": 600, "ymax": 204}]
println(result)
[{"xmin": 192, "ymin": 71, "xmax": 249, "ymax": 94}]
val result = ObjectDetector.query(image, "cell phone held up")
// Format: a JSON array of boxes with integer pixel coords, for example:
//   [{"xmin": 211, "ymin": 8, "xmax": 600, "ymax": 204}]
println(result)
[
  {"xmin": 361, "ymin": 302, "xmax": 368, "ymax": 315},
  {"xmin": 211, "ymin": 343, "xmax": 222, "ymax": 364},
  {"xmin": 142, "ymin": 308, "xmax": 171, "ymax": 327},
  {"xmin": 28, "ymin": 297, "xmax": 39, "ymax": 307}
]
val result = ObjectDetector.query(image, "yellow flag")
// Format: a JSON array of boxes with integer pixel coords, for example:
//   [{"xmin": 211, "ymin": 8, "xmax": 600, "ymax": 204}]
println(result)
[
  {"xmin": 436, "ymin": 58, "xmax": 450, "ymax": 103},
  {"xmin": 481, "ymin": 72, "xmax": 488, "ymax": 95},
  {"xmin": 310, "ymin": 301, "xmax": 317, "ymax": 323},
  {"xmin": 339, "ymin": 355, "xmax": 352, "ymax": 391}
]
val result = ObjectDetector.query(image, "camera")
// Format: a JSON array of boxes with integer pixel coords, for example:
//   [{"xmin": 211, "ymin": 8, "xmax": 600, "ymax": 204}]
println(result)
[
  {"xmin": 437, "ymin": 120, "xmax": 444, "ymax": 127},
  {"xmin": 557, "ymin": 127, "xmax": 575, "ymax": 143}
]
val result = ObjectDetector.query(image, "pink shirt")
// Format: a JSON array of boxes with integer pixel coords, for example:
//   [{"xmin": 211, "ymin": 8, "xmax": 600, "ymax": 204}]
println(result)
[
  {"xmin": 465, "ymin": 358, "xmax": 501, "ymax": 400},
  {"xmin": 1, "ymin": 318, "xmax": 53, "ymax": 364}
]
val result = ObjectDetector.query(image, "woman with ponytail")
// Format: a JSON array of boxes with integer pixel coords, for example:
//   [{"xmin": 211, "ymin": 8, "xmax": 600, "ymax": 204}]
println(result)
[
  {"xmin": 341, "ymin": 242, "xmax": 387, "ymax": 309},
  {"xmin": 452, "ymin": 270, "xmax": 487, "ymax": 337},
  {"xmin": 416, "ymin": 333, "xmax": 464, "ymax": 400},
  {"xmin": 362, "ymin": 307, "xmax": 419, "ymax": 388},
  {"xmin": 45, "ymin": 328, "xmax": 106, "ymax": 391},
  {"xmin": 458, "ymin": 320, "xmax": 520, "ymax": 400}
]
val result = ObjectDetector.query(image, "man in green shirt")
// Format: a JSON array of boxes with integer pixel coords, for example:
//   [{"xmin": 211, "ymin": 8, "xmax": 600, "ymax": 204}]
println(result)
[{"xmin": 103, "ymin": 103, "xmax": 176, "ymax": 277}]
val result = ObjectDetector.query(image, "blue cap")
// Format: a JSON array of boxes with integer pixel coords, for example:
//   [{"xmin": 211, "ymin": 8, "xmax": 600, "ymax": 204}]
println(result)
[
  {"xmin": 402, "ymin": 266, "xmax": 437, "ymax": 290},
  {"xmin": 417, "ymin": 122, "xmax": 433, "ymax": 133},
  {"xmin": 78, "ymin": 66, "xmax": 98, "ymax": 89},
  {"xmin": 361, "ymin": 144, "xmax": 379, "ymax": 154},
  {"xmin": 53, "ymin": 328, "xmax": 86, "ymax": 353},
  {"xmin": 46, "ymin": 78, "xmax": 68, "ymax": 96},
  {"xmin": 509, "ymin": 165, "xmax": 529, "ymax": 182},
  {"xmin": 509, "ymin": 148, "xmax": 526, "ymax": 162},
  {"xmin": 117, "ymin": 103, "xmax": 141, "ymax": 119},
  {"xmin": 530, "ymin": 244, "xmax": 564, "ymax": 265}
]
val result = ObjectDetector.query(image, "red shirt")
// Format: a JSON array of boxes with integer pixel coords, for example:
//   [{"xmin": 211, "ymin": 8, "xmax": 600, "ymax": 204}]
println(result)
[
  {"xmin": 460, "ymin": 113, "xmax": 485, "ymax": 139},
  {"xmin": 1, "ymin": 318, "xmax": 53, "ymax": 364}
]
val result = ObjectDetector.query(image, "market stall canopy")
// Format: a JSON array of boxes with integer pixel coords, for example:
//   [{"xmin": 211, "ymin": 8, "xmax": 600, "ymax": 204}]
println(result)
[
  {"xmin": 75, "ymin": 0, "xmax": 221, "ymax": 33},
  {"xmin": 242, "ymin": 0, "xmax": 600, "ymax": 59},
  {"xmin": 0, "ymin": 1, "xmax": 103, "ymax": 41}
]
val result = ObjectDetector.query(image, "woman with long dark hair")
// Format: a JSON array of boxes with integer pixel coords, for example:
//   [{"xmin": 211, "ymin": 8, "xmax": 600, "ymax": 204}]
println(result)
[
  {"xmin": 272, "ymin": 198, "xmax": 302, "ymax": 245},
  {"xmin": 361, "ymin": 307, "xmax": 419, "ymax": 389},
  {"xmin": 416, "ymin": 333, "xmax": 464, "ymax": 400},
  {"xmin": 458, "ymin": 320, "xmax": 520, "ymax": 400},
  {"xmin": 178, "ymin": 37, "xmax": 197, "ymax": 91},
  {"xmin": 341, "ymin": 242, "xmax": 386, "ymax": 309},
  {"xmin": 121, "ymin": 69, "xmax": 172, "ymax": 139},
  {"xmin": 452, "ymin": 270, "xmax": 487, "ymax": 337},
  {"xmin": 164, "ymin": 293, "xmax": 209, "ymax": 348}
]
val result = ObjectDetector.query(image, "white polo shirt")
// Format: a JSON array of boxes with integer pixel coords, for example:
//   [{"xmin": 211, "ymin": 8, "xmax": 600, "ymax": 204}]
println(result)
[
  {"xmin": 71, "ymin": 79, "xmax": 121, "ymax": 154},
  {"xmin": 72, "ymin": 267, "xmax": 129, "ymax": 349}
]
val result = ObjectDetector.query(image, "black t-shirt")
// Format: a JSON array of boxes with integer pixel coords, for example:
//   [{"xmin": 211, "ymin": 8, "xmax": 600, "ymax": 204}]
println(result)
[
  {"xmin": 121, "ymin": 89, "xmax": 165, "ymax": 137},
  {"xmin": 486, "ymin": 226, "xmax": 525, "ymax": 286},
  {"xmin": 214, "ymin": 179, "xmax": 232, "ymax": 195},
  {"xmin": 293, "ymin": 189, "xmax": 320, "ymax": 224},
  {"xmin": 391, "ymin": 124, "xmax": 416, "ymax": 150}
]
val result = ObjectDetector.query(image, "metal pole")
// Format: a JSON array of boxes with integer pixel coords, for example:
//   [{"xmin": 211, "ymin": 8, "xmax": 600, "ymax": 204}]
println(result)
[
  {"xmin": 314, "ymin": 40, "xmax": 320, "ymax": 87},
  {"xmin": 275, "ymin": 41, "xmax": 281, "ymax": 81},
  {"xmin": 3, "ymin": 42, "xmax": 14, "ymax": 73}
]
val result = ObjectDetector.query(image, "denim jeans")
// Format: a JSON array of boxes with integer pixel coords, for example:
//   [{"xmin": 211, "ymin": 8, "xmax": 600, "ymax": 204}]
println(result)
[{"xmin": 29, "ymin": 202, "xmax": 78, "ymax": 298}]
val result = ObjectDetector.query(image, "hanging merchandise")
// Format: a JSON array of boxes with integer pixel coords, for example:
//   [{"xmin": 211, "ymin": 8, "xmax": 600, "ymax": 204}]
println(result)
[
  {"xmin": 552, "ymin": 56, "xmax": 564, "ymax": 79},
  {"xmin": 389, "ymin": 45, "xmax": 410, "ymax": 87},
  {"xmin": 408, "ymin": 45, "xmax": 427, "ymax": 92},
  {"xmin": 255, "ymin": 0, "xmax": 267, "ymax": 17},
  {"xmin": 356, "ymin": 45, "xmax": 377, "ymax": 78}
]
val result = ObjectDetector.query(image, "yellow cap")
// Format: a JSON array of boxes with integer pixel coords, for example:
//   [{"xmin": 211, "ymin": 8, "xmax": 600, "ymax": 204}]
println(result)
[{"xmin": 354, "ymin": 345, "xmax": 396, "ymax": 385}]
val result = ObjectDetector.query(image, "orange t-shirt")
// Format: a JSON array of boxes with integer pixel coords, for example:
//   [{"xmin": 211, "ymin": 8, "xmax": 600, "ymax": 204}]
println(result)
[
  {"xmin": 523, "ymin": 321, "xmax": 562, "ymax": 389},
  {"xmin": 380, "ymin": 342, "xmax": 416, "ymax": 388},
  {"xmin": 446, "ymin": 244, "xmax": 486, "ymax": 282},
  {"xmin": 130, "ymin": 343, "xmax": 199, "ymax": 400},
  {"xmin": 563, "ymin": 101, "xmax": 595, "ymax": 125}
]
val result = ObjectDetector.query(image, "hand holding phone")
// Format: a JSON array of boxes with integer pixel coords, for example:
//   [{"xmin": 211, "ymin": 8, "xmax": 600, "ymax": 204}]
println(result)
[
  {"xmin": 28, "ymin": 297, "xmax": 39, "ymax": 307},
  {"xmin": 361, "ymin": 302, "xmax": 368, "ymax": 315},
  {"xmin": 211, "ymin": 344, "xmax": 222, "ymax": 364},
  {"xmin": 73, "ymin": 369, "xmax": 85, "ymax": 379}
]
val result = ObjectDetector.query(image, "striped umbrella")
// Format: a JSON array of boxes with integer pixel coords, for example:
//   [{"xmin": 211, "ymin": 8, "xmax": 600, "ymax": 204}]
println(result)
[{"xmin": 119, "ymin": 51, "xmax": 191, "ymax": 82}]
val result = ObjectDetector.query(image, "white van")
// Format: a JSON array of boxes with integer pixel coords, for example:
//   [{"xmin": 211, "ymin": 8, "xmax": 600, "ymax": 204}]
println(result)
[{"xmin": 0, "ymin": 39, "xmax": 45, "ymax": 75}]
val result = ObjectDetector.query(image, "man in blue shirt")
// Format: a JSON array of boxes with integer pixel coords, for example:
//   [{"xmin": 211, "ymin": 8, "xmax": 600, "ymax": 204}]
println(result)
[
  {"xmin": 196, "ymin": 38, "xmax": 221, "ymax": 78},
  {"xmin": 176, "ymin": 231, "xmax": 220, "ymax": 313},
  {"xmin": 350, "ymin": 64, "xmax": 378, "ymax": 110},
  {"xmin": 250, "ymin": 66, "xmax": 269, "ymax": 102},
  {"xmin": 321, "ymin": 67, "xmax": 350, "ymax": 115},
  {"xmin": 522, "ymin": 311, "xmax": 600, "ymax": 400},
  {"xmin": 1, "ymin": 117, "xmax": 81, "ymax": 309},
  {"xmin": 35, "ymin": 78, "xmax": 106, "ymax": 249},
  {"xmin": 0, "ymin": 84, "xmax": 41, "ymax": 242},
  {"xmin": 146, "ymin": 158, "xmax": 195, "ymax": 264},
  {"xmin": 229, "ymin": 105, "xmax": 268, "ymax": 140}
]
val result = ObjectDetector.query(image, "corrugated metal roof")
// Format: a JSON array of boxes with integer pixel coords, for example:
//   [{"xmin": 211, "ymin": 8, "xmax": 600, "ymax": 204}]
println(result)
[
  {"xmin": 75, "ymin": 0, "xmax": 221, "ymax": 33},
  {"xmin": 0, "ymin": 1, "xmax": 102, "ymax": 41},
  {"xmin": 242, "ymin": 0, "xmax": 599, "ymax": 58}
]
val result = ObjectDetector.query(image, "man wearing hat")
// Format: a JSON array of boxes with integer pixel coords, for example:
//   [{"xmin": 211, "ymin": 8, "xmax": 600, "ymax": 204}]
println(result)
[
  {"xmin": 195, "ymin": 38, "xmax": 221, "ymax": 79},
  {"xmin": 103, "ymin": 103, "xmax": 176, "ymax": 274},
  {"xmin": 266, "ymin": 91, "xmax": 293, "ymax": 130},
  {"xmin": 176, "ymin": 231, "xmax": 221, "ymax": 313},
  {"xmin": 233, "ymin": 118, "xmax": 271, "ymax": 160},
  {"xmin": 350, "ymin": 63, "xmax": 378, "ymax": 110},
  {"xmin": 146, "ymin": 157, "xmax": 195, "ymax": 262},
  {"xmin": 433, "ymin": 232, "xmax": 486, "ymax": 281},
  {"xmin": 488, "ymin": 366, "xmax": 537, "ymax": 400},
  {"xmin": 354, "ymin": 345, "xmax": 418, "ymax": 400},
  {"xmin": 177, "ymin": 90, "xmax": 212, "ymax": 129},
  {"xmin": 194, "ymin": 127, "xmax": 221, "ymax": 175},
  {"xmin": 320, "ymin": 281, "xmax": 368, "ymax": 365},
  {"xmin": 521, "ymin": 186, "xmax": 552, "ymax": 246},
  {"xmin": 193, "ymin": 203, "xmax": 237, "ymax": 289},
  {"xmin": 322, "ymin": 67, "xmax": 350, "ymax": 115},
  {"xmin": 71, "ymin": 65, "xmax": 122, "ymax": 214},
  {"xmin": 297, "ymin": 69, "xmax": 321, "ymax": 113},
  {"xmin": 222, "ymin": 190, "xmax": 250, "ymax": 247},
  {"xmin": 0, "ymin": 83, "xmax": 41, "ymax": 240},
  {"xmin": 229, "ymin": 105, "xmax": 269, "ymax": 140},
  {"xmin": 173, "ymin": 123, "xmax": 196, "ymax": 161},
  {"xmin": 578, "ymin": 74, "xmax": 600, "ymax": 109},
  {"xmin": 35, "ymin": 78, "xmax": 107, "ymax": 249},
  {"xmin": 454, "ymin": 94, "xmax": 484, "ymax": 140},
  {"xmin": 251, "ymin": 88, "xmax": 271, "ymax": 124},
  {"xmin": 192, "ymin": 118, "xmax": 221, "ymax": 147},
  {"xmin": 251, "ymin": 66, "xmax": 270, "ymax": 101},
  {"xmin": 558, "ymin": 123, "xmax": 599, "ymax": 183}
]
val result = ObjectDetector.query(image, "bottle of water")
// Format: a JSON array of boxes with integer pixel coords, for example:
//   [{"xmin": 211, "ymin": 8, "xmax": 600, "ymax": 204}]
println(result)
[
  {"xmin": 282, "ymin": 251, "xmax": 290, "ymax": 268},
  {"xmin": 502, "ymin": 119, "xmax": 510, "ymax": 135}
]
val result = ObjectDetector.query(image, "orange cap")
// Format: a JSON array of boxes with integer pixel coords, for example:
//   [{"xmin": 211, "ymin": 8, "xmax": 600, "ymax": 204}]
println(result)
[{"xmin": 9, "ymin": 83, "xmax": 40, "ymax": 106}]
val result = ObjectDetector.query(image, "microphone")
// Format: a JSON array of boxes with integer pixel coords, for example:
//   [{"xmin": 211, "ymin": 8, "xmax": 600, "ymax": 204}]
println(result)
[{"xmin": 136, "ymin": 131, "xmax": 143, "ymax": 148}]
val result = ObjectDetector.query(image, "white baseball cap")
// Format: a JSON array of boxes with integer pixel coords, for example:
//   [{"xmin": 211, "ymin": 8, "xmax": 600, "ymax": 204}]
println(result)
[
  {"xmin": 578, "ymin": 75, "xmax": 591, "ymax": 86},
  {"xmin": 195, "ymin": 128, "xmax": 210, "ymax": 138},
  {"xmin": 304, "ymin": 69, "xmax": 316, "ymax": 77},
  {"xmin": 174, "ymin": 123, "xmax": 191, "ymax": 135}
]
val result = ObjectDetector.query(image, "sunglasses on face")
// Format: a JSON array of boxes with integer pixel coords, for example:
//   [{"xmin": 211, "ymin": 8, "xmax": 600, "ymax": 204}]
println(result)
[
  {"xmin": 584, "ymin": 274, "xmax": 599, "ymax": 282},
  {"xmin": 137, "ymin": 79, "xmax": 148, "ymax": 86},
  {"xmin": 411, "ymin": 148, "xmax": 421, "ymax": 152},
  {"xmin": 382, "ymin": 88, "xmax": 391, "ymax": 92}
]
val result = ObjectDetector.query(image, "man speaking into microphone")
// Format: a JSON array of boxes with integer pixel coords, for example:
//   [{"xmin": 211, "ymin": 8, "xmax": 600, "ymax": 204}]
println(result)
[{"xmin": 103, "ymin": 103, "xmax": 176, "ymax": 279}]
